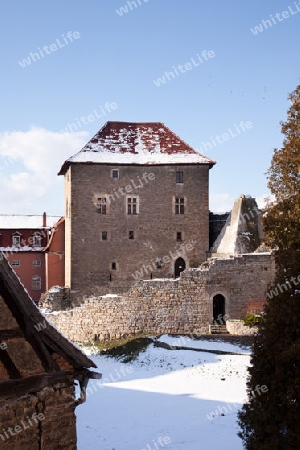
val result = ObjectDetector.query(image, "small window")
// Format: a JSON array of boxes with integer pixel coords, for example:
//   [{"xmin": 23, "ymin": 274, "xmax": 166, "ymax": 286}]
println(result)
[
  {"xmin": 175, "ymin": 198, "xmax": 185, "ymax": 214},
  {"xmin": 156, "ymin": 260, "xmax": 162, "ymax": 269},
  {"xmin": 97, "ymin": 197, "xmax": 107, "ymax": 214},
  {"xmin": 176, "ymin": 232, "xmax": 182, "ymax": 241},
  {"xmin": 32, "ymin": 275, "xmax": 41, "ymax": 291},
  {"xmin": 112, "ymin": 170, "xmax": 119, "ymax": 179},
  {"xmin": 11, "ymin": 260, "xmax": 20, "ymax": 267},
  {"xmin": 129, "ymin": 231, "xmax": 134, "ymax": 240},
  {"xmin": 32, "ymin": 260, "xmax": 41, "ymax": 267},
  {"xmin": 111, "ymin": 262, "xmax": 117, "ymax": 270},
  {"xmin": 12, "ymin": 235, "xmax": 21, "ymax": 246},
  {"xmin": 176, "ymin": 171, "xmax": 183, "ymax": 184},
  {"xmin": 32, "ymin": 234, "xmax": 42, "ymax": 247},
  {"xmin": 127, "ymin": 196, "xmax": 139, "ymax": 215},
  {"xmin": 102, "ymin": 231, "xmax": 108, "ymax": 241}
]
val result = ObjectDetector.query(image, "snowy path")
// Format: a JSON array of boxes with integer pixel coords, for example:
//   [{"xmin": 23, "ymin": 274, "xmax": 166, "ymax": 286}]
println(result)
[{"xmin": 76, "ymin": 337, "xmax": 251, "ymax": 450}]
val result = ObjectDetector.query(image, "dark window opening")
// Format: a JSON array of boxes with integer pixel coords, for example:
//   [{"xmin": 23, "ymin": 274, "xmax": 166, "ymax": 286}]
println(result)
[
  {"xmin": 213, "ymin": 294, "xmax": 226, "ymax": 323},
  {"xmin": 176, "ymin": 232, "xmax": 182, "ymax": 241},
  {"xmin": 129, "ymin": 230, "xmax": 134, "ymax": 240},
  {"xmin": 102, "ymin": 231, "xmax": 108, "ymax": 240},
  {"xmin": 127, "ymin": 197, "xmax": 138, "ymax": 215},
  {"xmin": 112, "ymin": 170, "xmax": 119, "ymax": 179},
  {"xmin": 12, "ymin": 235, "xmax": 21, "ymax": 246},
  {"xmin": 111, "ymin": 262, "xmax": 116, "ymax": 270},
  {"xmin": 97, "ymin": 198, "xmax": 107, "ymax": 214},
  {"xmin": 175, "ymin": 257, "xmax": 186, "ymax": 278},
  {"xmin": 176, "ymin": 171, "xmax": 183, "ymax": 184},
  {"xmin": 175, "ymin": 198, "xmax": 184, "ymax": 214},
  {"xmin": 156, "ymin": 260, "xmax": 162, "ymax": 269}
]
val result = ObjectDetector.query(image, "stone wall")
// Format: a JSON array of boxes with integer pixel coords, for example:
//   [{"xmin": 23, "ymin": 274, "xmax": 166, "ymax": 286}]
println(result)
[
  {"xmin": 40, "ymin": 286, "xmax": 70, "ymax": 311},
  {"xmin": 45, "ymin": 253, "xmax": 275, "ymax": 342},
  {"xmin": 64, "ymin": 163, "xmax": 210, "ymax": 300},
  {"xmin": 226, "ymin": 320, "xmax": 258, "ymax": 335},
  {"xmin": 0, "ymin": 382, "xmax": 76, "ymax": 449}
]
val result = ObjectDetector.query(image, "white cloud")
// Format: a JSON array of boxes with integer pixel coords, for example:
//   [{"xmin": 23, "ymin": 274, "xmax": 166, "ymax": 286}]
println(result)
[
  {"xmin": 209, "ymin": 193, "xmax": 234, "ymax": 212},
  {"xmin": 0, "ymin": 127, "xmax": 88, "ymax": 214}
]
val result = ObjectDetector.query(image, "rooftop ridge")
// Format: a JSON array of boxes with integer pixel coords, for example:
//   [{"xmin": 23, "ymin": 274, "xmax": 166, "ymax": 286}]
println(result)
[{"xmin": 58, "ymin": 121, "xmax": 216, "ymax": 175}]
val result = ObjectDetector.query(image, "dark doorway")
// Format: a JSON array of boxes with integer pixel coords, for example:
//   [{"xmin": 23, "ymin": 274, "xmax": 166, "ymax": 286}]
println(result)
[
  {"xmin": 175, "ymin": 257, "xmax": 186, "ymax": 278},
  {"xmin": 213, "ymin": 294, "xmax": 226, "ymax": 323}
]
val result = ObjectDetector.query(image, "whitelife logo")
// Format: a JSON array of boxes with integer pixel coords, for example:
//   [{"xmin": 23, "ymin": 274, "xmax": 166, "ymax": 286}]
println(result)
[
  {"xmin": 116, "ymin": 0, "xmax": 150, "ymax": 16},
  {"xmin": 18, "ymin": 31, "xmax": 81, "ymax": 68},
  {"xmin": 250, "ymin": 2, "xmax": 300, "ymax": 35},
  {"xmin": 153, "ymin": 50, "xmax": 215, "ymax": 87}
]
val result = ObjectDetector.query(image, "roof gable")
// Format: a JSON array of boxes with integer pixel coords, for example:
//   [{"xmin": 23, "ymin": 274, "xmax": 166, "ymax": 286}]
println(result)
[
  {"xmin": 0, "ymin": 253, "xmax": 96, "ymax": 373},
  {"xmin": 59, "ymin": 121, "xmax": 216, "ymax": 174}
]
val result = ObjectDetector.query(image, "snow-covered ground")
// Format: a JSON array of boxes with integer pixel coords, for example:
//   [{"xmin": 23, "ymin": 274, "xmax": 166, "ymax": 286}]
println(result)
[{"xmin": 76, "ymin": 336, "xmax": 251, "ymax": 450}]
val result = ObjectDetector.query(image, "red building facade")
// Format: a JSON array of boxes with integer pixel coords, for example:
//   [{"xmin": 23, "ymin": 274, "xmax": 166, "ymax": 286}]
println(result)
[
  {"xmin": 44, "ymin": 217, "xmax": 65, "ymax": 291},
  {"xmin": 0, "ymin": 213, "xmax": 61, "ymax": 302}
]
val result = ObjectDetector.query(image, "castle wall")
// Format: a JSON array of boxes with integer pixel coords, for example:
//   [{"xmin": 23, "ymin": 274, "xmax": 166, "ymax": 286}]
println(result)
[
  {"xmin": 45, "ymin": 253, "xmax": 275, "ymax": 341},
  {"xmin": 65, "ymin": 163, "xmax": 210, "ymax": 299}
]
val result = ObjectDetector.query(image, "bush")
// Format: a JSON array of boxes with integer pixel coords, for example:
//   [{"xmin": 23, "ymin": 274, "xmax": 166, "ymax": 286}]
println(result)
[{"xmin": 243, "ymin": 313, "xmax": 263, "ymax": 327}]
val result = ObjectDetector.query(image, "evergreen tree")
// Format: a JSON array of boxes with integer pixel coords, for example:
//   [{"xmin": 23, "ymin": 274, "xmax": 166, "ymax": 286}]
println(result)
[{"xmin": 238, "ymin": 84, "xmax": 300, "ymax": 449}]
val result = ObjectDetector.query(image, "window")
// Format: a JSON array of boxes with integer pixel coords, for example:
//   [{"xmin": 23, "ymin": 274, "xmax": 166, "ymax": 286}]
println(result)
[
  {"xmin": 97, "ymin": 197, "xmax": 107, "ymax": 214},
  {"xmin": 32, "ymin": 260, "xmax": 41, "ymax": 267},
  {"xmin": 32, "ymin": 275, "xmax": 41, "ymax": 290},
  {"xmin": 175, "ymin": 198, "xmax": 185, "ymax": 214},
  {"xmin": 129, "ymin": 230, "xmax": 134, "ymax": 240},
  {"xmin": 102, "ymin": 231, "xmax": 108, "ymax": 241},
  {"xmin": 156, "ymin": 260, "xmax": 162, "ymax": 269},
  {"xmin": 111, "ymin": 262, "xmax": 117, "ymax": 270},
  {"xmin": 112, "ymin": 169, "xmax": 119, "ymax": 179},
  {"xmin": 32, "ymin": 234, "xmax": 42, "ymax": 247},
  {"xmin": 176, "ymin": 171, "xmax": 183, "ymax": 184},
  {"xmin": 12, "ymin": 235, "xmax": 20, "ymax": 246},
  {"xmin": 11, "ymin": 260, "xmax": 20, "ymax": 267},
  {"xmin": 176, "ymin": 232, "xmax": 182, "ymax": 241},
  {"xmin": 127, "ymin": 196, "xmax": 139, "ymax": 215}
]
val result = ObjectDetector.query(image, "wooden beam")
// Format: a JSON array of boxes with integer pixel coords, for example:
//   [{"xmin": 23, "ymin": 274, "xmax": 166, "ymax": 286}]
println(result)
[
  {"xmin": 0, "ymin": 346, "xmax": 22, "ymax": 379},
  {"xmin": 0, "ymin": 329, "xmax": 23, "ymax": 339},
  {"xmin": 0, "ymin": 276, "xmax": 59, "ymax": 373},
  {"xmin": 0, "ymin": 371, "xmax": 74, "ymax": 400}
]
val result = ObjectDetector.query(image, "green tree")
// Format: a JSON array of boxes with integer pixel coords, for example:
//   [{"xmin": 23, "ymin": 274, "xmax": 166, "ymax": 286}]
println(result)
[{"xmin": 238, "ymin": 84, "xmax": 300, "ymax": 449}]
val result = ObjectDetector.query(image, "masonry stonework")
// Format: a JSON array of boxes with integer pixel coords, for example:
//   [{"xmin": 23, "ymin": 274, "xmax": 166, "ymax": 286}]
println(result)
[
  {"xmin": 0, "ymin": 382, "xmax": 77, "ymax": 449},
  {"xmin": 65, "ymin": 163, "xmax": 211, "ymax": 300},
  {"xmin": 46, "ymin": 253, "xmax": 275, "ymax": 341}
]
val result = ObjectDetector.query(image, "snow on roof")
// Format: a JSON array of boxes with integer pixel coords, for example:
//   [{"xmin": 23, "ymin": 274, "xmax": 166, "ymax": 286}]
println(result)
[
  {"xmin": 0, "ymin": 215, "xmax": 61, "ymax": 229},
  {"xmin": 59, "ymin": 121, "xmax": 216, "ymax": 174}
]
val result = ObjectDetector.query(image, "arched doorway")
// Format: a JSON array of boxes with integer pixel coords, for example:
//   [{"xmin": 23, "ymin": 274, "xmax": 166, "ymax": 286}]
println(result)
[
  {"xmin": 174, "ymin": 257, "xmax": 186, "ymax": 278},
  {"xmin": 213, "ymin": 294, "xmax": 226, "ymax": 323}
]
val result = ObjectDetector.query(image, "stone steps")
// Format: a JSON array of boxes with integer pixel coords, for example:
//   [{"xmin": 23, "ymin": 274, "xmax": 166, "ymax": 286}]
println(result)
[{"xmin": 209, "ymin": 324, "xmax": 229, "ymax": 335}]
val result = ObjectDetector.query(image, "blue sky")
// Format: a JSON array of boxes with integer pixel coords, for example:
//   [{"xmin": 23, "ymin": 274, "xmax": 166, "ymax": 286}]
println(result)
[{"xmin": 0, "ymin": 0, "xmax": 299, "ymax": 215}]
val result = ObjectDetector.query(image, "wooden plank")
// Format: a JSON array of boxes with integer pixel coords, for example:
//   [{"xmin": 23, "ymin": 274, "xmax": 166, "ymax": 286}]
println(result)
[
  {"xmin": 0, "ymin": 255, "xmax": 95, "ymax": 370},
  {"xmin": 0, "ymin": 277, "xmax": 59, "ymax": 373},
  {"xmin": 0, "ymin": 346, "xmax": 22, "ymax": 379},
  {"xmin": 0, "ymin": 370, "xmax": 74, "ymax": 399},
  {"xmin": 0, "ymin": 329, "xmax": 23, "ymax": 339}
]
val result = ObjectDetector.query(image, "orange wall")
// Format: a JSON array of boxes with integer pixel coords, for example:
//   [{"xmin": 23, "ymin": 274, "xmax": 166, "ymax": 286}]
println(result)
[
  {"xmin": 45, "ymin": 219, "xmax": 65, "ymax": 290},
  {"xmin": 6, "ymin": 252, "xmax": 45, "ymax": 302}
]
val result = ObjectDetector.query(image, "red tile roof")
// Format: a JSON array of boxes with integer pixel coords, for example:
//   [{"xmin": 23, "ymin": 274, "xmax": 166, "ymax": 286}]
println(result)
[{"xmin": 58, "ymin": 121, "xmax": 215, "ymax": 175}]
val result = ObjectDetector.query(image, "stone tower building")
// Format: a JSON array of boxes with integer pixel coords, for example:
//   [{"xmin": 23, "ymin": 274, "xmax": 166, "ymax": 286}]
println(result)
[{"xmin": 59, "ymin": 121, "xmax": 215, "ymax": 298}]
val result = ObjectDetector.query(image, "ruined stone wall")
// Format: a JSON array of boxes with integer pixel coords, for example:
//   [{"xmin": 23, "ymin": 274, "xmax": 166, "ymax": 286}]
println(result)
[
  {"xmin": 0, "ymin": 382, "xmax": 76, "ymax": 450},
  {"xmin": 46, "ymin": 253, "xmax": 275, "ymax": 342},
  {"xmin": 40, "ymin": 286, "xmax": 70, "ymax": 311}
]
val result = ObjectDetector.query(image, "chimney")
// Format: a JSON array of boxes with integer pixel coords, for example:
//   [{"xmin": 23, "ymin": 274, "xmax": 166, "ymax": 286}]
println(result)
[{"xmin": 43, "ymin": 212, "xmax": 46, "ymax": 227}]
